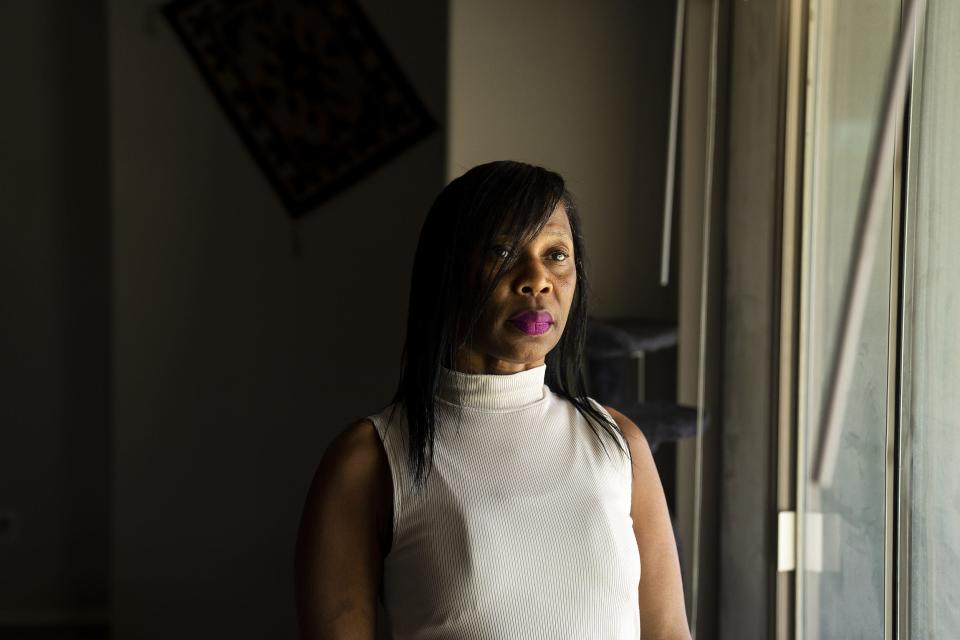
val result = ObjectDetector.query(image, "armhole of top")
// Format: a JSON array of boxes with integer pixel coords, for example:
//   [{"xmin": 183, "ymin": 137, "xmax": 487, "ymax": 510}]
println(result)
[
  {"xmin": 587, "ymin": 397, "xmax": 629, "ymax": 449},
  {"xmin": 586, "ymin": 397, "xmax": 634, "ymax": 499},
  {"xmin": 366, "ymin": 413, "xmax": 401, "ymax": 555}
]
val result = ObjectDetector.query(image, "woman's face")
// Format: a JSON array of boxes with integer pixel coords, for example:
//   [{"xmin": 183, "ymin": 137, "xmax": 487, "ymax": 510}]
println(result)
[{"xmin": 454, "ymin": 202, "xmax": 577, "ymax": 374}]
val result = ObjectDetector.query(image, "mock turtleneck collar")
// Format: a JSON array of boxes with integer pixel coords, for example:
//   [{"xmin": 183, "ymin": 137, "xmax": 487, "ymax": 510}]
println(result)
[{"xmin": 437, "ymin": 364, "xmax": 547, "ymax": 411}]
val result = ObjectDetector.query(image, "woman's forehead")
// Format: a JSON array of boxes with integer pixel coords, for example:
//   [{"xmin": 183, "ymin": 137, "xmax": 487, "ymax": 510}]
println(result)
[
  {"xmin": 495, "ymin": 223, "xmax": 571, "ymax": 241},
  {"xmin": 495, "ymin": 205, "xmax": 571, "ymax": 239}
]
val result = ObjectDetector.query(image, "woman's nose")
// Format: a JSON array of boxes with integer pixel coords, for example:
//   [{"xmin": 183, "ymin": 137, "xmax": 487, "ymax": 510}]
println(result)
[{"xmin": 512, "ymin": 257, "xmax": 551, "ymax": 296}]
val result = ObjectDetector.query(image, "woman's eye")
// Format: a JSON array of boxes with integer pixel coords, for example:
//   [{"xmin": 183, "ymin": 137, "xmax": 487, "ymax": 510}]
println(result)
[{"xmin": 490, "ymin": 245, "xmax": 570, "ymax": 262}]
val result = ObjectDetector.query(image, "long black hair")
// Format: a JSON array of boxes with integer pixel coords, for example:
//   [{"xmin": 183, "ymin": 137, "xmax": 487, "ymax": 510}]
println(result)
[{"xmin": 387, "ymin": 160, "xmax": 630, "ymax": 492}]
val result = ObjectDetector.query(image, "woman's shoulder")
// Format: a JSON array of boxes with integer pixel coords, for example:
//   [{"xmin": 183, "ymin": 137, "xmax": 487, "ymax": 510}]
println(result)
[
  {"xmin": 327, "ymin": 417, "xmax": 381, "ymax": 460},
  {"xmin": 322, "ymin": 413, "xmax": 397, "ymax": 488},
  {"xmin": 306, "ymin": 417, "xmax": 394, "ymax": 551},
  {"xmin": 313, "ymin": 418, "xmax": 390, "ymax": 506}
]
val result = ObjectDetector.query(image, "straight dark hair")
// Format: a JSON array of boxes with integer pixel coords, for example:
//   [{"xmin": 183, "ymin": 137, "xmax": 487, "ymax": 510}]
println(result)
[{"xmin": 387, "ymin": 160, "xmax": 630, "ymax": 492}]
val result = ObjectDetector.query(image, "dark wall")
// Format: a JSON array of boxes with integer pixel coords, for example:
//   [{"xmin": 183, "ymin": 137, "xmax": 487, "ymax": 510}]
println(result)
[
  {"xmin": 0, "ymin": 0, "xmax": 111, "ymax": 627},
  {"xmin": 106, "ymin": 0, "xmax": 446, "ymax": 637}
]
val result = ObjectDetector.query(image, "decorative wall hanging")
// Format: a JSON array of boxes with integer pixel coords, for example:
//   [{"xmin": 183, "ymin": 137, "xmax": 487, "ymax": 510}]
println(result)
[{"xmin": 162, "ymin": 0, "xmax": 437, "ymax": 217}]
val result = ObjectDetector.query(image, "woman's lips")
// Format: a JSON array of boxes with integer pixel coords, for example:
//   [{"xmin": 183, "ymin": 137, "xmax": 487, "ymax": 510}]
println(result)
[{"xmin": 508, "ymin": 310, "xmax": 554, "ymax": 336}]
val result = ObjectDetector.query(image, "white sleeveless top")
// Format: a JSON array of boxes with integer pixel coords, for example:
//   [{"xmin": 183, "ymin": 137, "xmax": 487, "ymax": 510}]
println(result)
[{"xmin": 366, "ymin": 363, "xmax": 641, "ymax": 639}]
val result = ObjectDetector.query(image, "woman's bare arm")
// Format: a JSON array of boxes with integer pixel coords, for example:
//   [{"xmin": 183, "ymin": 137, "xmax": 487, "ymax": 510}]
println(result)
[
  {"xmin": 605, "ymin": 405, "xmax": 692, "ymax": 640},
  {"xmin": 294, "ymin": 419, "xmax": 391, "ymax": 640}
]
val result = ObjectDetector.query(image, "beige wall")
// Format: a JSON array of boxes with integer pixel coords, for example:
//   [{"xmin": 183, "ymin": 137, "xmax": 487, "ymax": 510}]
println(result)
[
  {"xmin": 108, "ymin": 1, "xmax": 446, "ymax": 637},
  {"xmin": 448, "ymin": 0, "xmax": 677, "ymax": 321}
]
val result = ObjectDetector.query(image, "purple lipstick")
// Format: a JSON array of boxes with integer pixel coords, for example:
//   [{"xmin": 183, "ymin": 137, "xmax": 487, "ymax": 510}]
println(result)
[{"xmin": 509, "ymin": 310, "xmax": 554, "ymax": 336}]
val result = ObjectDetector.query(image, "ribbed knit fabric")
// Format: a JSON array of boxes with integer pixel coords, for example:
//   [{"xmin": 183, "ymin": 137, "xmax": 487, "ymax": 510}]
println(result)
[{"xmin": 366, "ymin": 363, "xmax": 641, "ymax": 639}]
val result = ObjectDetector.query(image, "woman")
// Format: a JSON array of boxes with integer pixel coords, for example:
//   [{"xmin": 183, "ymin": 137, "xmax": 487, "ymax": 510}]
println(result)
[{"xmin": 295, "ymin": 160, "xmax": 690, "ymax": 639}]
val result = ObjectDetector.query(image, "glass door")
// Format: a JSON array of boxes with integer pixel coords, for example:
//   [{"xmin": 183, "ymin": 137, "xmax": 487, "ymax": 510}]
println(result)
[
  {"xmin": 795, "ymin": 0, "xmax": 901, "ymax": 637},
  {"xmin": 793, "ymin": 0, "xmax": 960, "ymax": 637},
  {"xmin": 899, "ymin": 1, "xmax": 960, "ymax": 635}
]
